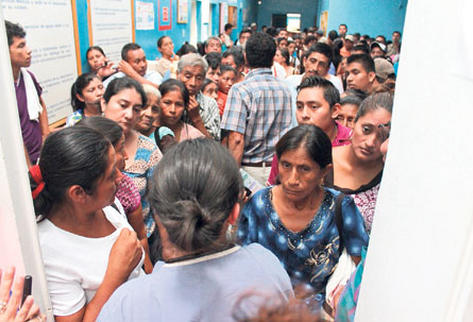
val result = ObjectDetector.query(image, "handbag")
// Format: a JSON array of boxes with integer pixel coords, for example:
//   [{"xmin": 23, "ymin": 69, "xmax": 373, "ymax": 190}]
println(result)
[{"xmin": 324, "ymin": 193, "xmax": 358, "ymax": 316}]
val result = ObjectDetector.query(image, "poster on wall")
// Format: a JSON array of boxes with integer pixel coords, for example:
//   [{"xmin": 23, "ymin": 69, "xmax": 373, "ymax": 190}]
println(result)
[
  {"xmin": 219, "ymin": 3, "xmax": 228, "ymax": 33},
  {"xmin": 177, "ymin": 0, "xmax": 189, "ymax": 24},
  {"xmin": 1, "ymin": 0, "xmax": 78, "ymax": 124},
  {"xmin": 320, "ymin": 11, "xmax": 328, "ymax": 34},
  {"xmin": 158, "ymin": 0, "xmax": 172, "ymax": 30},
  {"xmin": 89, "ymin": 0, "xmax": 133, "ymax": 64},
  {"xmin": 136, "ymin": 1, "xmax": 155, "ymax": 30}
]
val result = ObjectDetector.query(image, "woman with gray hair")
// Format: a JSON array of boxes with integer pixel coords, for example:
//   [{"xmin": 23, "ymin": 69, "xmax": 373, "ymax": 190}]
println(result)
[
  {"xmin": 98, "ymin": 139, "xmax": 293, "ymax": 321},
  {"xmin": 135, "ymin": 84, "xmax": 162, "ymax": 138}
]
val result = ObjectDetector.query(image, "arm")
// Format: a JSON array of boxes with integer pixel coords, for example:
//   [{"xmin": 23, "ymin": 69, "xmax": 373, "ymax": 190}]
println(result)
[
  {"xmin": 118, "ymin": 61, "xmax": 160, "ymax": 89},
  {"xmin": 55, "ymin": 229, "xmax": 142, "ymax": 322},
  {"xmin": 187, "ymin": 96, "xmax": 211, "ymax": 138},
  {"xmin": 39, "ymin": 97, "xmax": 50, "ymax": 139},
  {"xmin": 126, "ymin": 204, "xmax": 153, "ymax": 274},
  {"xmin": 226, "ymin": 131, "xmax": 244, "ymax": 165}
]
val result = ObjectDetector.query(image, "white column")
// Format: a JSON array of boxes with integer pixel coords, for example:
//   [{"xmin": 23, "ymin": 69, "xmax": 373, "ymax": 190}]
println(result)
[{"xmin": 356, "ymin": 0, "xmax": 473, "ymax": 321}]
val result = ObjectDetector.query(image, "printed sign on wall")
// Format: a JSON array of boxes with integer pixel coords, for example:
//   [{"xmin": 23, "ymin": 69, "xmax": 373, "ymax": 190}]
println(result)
[{"xmin": 158, "ymin": 0, "xmax": 172, "ymax": 30}]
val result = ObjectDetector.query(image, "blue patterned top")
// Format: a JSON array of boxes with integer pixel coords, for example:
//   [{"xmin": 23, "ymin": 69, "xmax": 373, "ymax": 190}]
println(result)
[
  {"xmin": 237, "ymin": 186, "xmax": 369, "ymax": 296},
  {"xmin": 123, "ymin": 135, "xmax": 162, "ymax": 237}
]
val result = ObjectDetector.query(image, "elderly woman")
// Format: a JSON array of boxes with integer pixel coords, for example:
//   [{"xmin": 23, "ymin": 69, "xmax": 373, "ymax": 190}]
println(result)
[
  {"xmin": 177, "ymin": 53, "xmax": 221, "ymax": 140},
  {"xmin": 329, "ymin": 92, "xmax": 393, "ymax": 234},
  {"xmin": 98, "ymin": 139, "xmax": 294, "ymax": 321},
  {"xmin": 135, "ymin": 84, "xmax": 161, "ymax": 139},
  {"xmin": 238, "ymin": 125, "xmax": 369, "ymax": 310}
]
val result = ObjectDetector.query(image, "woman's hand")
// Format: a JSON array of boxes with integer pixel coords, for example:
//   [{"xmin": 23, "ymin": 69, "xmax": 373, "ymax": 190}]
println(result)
[
  {"xmin": 0, "ymin": 267, "xmax": 46, "ymax": 322},
  {"xmin": 105, "ymin": 228, "xmax": 143, "ymax": 287}
]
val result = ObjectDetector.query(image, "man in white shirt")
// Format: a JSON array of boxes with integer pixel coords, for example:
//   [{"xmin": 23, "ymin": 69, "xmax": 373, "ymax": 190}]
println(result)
[{"xmin": 103, "ymin": 43, "xmax": 163, "ymax": 89}]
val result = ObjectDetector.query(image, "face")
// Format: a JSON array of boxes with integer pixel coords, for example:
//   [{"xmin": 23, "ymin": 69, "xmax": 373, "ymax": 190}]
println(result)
[
  {"xmin": 114, "ymin": 134, "xmax": 128, "ymax": 171},
  {"xmin": 126, "ymin": 48, "xmax": 147, "ymax": 76},
  {"xmin": 295, "ymin": 38, "xmax": 302, "ymax": 49},
  {"xmin": 304, "ymin": 52, "xmax": 330, "ymax": 77},
  {"xmin": 103, "ymin": 88, "xmax": 144, "ymax": 134},
  {"xmin": 239, "ymin": 32, "xmax": 251, "ymax": 46},
  {"xmin": 278, "ymin": 146, "xmax": 329, "ymax": 202},
  {"xmin": 288, "ymin": 43, "xmax": 296, "ymax": 55},
  {"xmin": 160, "ymin": 89, "xmax": 185, "ymax": 127},
  {"xmin": 278, "ymin": 40, "xmax": 288, "ymax": 49},
  {"xmin": 346, "ymin": 62, "xmax": 375, "ymax": 92},
  {"xmin": 375, "ymin": 36, "xmax": 385, "ymax": 44},
  {"xmin": 344, "ymin": 40, "xmax": 354, "ymax": 50},
  {"xmin": 296, "ymin": 87, "xmax": 335, "ymax": 134},
  {"xmin": 78, "ymin": 77, "xmax": 104, "ymax": 108},
  {"xmin": 87, "ymin": 49, "xmax": 107, "ymax": 72},
  {"xmin": 335, "ymin": 103, "xmax": 358, "ymax": 129},
  {"xmin": 159, "ymin": 37, "xmax": 174, "ymax": 58},
  {"xmin": 136, "ymin": 93, "xmax": 160, "ymax": 133},
  {"xmin": 205, "ymin": 39, "xmax": 221, "ymax": 54},
  {"xmin": 178, "ymin": 65, "xmax": 205, "ymax": 96},
  {"xmin": 351, "ymin": 108, "xmax": 392, "ymax": 162},
  {"xmin": 92, "ymin": 146, "xmax": 120, "ymax": 207},
  {"xmin": 206, "ymin": 67, "xmax": 220, "ymax": 83},
  {"xmin": 274, "ymin": 50, "xmax": 285, "ymax": 65},
  {"xmin": 218, "ymin": 71, "xmax": 236, "ymax": 94},
  {"xmin": 222, "ymin": 55, "xmax": 237, "ymax": 70},
  {"xmin": 202, "ymin": 82, "xmax": 218, "ymax": 100},
  {"xmin": 392, "ymin": 32, "xmax": 401, "ymax": 43},
  {"xmin": 371, "ymin": 47, "xmax": 385, "ymax": 58},
  {"xmin": 9, "ymin": 36, "xmax": 32, "ymax": 69},
  {"xmin": 278, "ymin": 30, "xmax": 288, "ymax": 39},
  {"xmin": 339, "ymin": 25, "xmax": 347, "ymax": 36}
]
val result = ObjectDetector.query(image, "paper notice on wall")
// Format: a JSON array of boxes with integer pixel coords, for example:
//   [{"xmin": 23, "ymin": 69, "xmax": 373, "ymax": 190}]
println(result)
[
  {"xmin": 136, "ymin": 1, "xmax": 154, "ymax": 30},
  {"xmin": 90, "ymin": 0, "xmax": 133, "ymax": 64},
  {"xmin": 1, "ymin": 0, "xmax": 78, "ymax": 123}
]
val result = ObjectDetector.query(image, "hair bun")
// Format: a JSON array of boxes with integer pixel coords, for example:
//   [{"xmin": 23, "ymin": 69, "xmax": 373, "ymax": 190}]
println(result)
[{"xmin": 175, "ymin": 198, "xmax": 210, "ymax": 227}]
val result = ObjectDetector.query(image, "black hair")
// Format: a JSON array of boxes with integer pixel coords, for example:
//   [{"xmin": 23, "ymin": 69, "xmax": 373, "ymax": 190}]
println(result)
[
  {"xmin": 277, "ymin": 48, "xmax": 290, "ymax": 66},
  {"xmin": 224, "ymin": 23, "xmax": 233, "ymax": 32},
  {"xmin": 176, "ymin": 42, "xmax": 198, "ymax": 56},
  {"xmin": 239, "ymin": 28, "xmax": 252, "ymax": 38},
  {"xmin": 347, "ymin": 54, "xmax": 375, "ymax": 73},
  {"xmin": 277, "ymin": 37, "xmax": 288, "ymax": 46},
  {"xmin": 376, "ymin": 35, "xmax": 386, "ymax": 43},
  {"xmin": 276, "ymin": 124, "xmax": 332, "ymax": 169},
  {"xmin": 86, "ymin": 46, "xmax": 106, "ymax": 60},
  {"xmin": 343, "ymin": 88, "xmax": 368, "ymax": 101},
  {"xmin": 70, "ymin": 72, "xmax": 100, "ymax": 112},
  {"xmin": 219, "ymin": 65, "xmax": 237, "ymax": 77},
  {"xmin": 30, "ymin": 127, "xmax": 111, "ymax": 217},
  {"xmin": 306, "ymin": 43, "xmax": 333, "ymax": 64},
  {"xmin": 304, "ymin": 35, "xmax": 317, "ymax": 46},
  {"xmin": 157, "ymin": 35, "xmax": 171, "ymax": 48},
  {"xmin": 297, "ymin": 76, "xmax": 340, "ymax": 108},
  {"xmin": 352, "ymin": 44, "xmax": 370, "ymax": 55},
  {"xmin": 393, "ymin": 31, "xmax": 401, "ymax": 37},
  {"xmin": 148, "ymin": 138, "xmax": 243, "ymax": 252},
  {"xmin": 353, "ymin": 32, "xmax": 361, "ymax": 38},
  {"xmin": 103, "ymin": 77, "xmax": 147, "ymax": 107},
  {"xmin": 245, "ymin": 32, "xmax": 276, "ymax": 68},
  {"xmin": 78, "ymin": 116, "xmax": 123, "ymax": 146},
  {"xmin": 121, "ymin": 42, "xmax": 142, "ymax": 61},
  {"xmin": 355, "ymin": 92, "xmax": 393, "ymax": 122},
  {"xmin": 5, "ymin": 20, "xmax": 25, "ymax": 46},
  {"xmin": 339, "ymin": 24, "xmax": 348, "ymax": 29},
  {"xmin": 202, "ymin": 78, "xmax": 217, "ymax": 92},
  {"xmin": 340, "ymin": 94, "xmax": 363, "ymax": 108},
  {"xmin": 205, "ymin": 52, "xmax": 222, "ymax": 70},
  {"xmin": 159, "ymin": 79, "xmax": 190, "ymax": 109},
  {"xmin": 328, "ymin": 30, "xmax": 338, "ymax": 41},
  {"xmin": 222, "ymin": 47, "xmax": 245, "ymax": 69}
]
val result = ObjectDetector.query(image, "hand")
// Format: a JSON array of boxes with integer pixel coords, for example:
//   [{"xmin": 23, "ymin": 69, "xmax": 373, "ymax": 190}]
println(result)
[
  {"xmin": 97, "ymin": 61, "xmax": 116, "ymax": 79},
  {"xmin": 105, "ymin": 229, "xmax": 142, "ymax": 286},
  {"xmin": 118, "ymin": 60, "xmax": 139, "ymax": 79},
  {"xmin": 0, "ymin": 267, "xmax": 46, "ymax": 322},
  {"xmin": 187, "ymin": 96, "xmax": 201, "ymax": 121}
]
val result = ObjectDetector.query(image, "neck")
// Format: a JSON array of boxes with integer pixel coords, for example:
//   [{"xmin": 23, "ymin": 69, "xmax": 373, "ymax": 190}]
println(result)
[
  {"xmin": 278, "ymin": 185, "xmax": 323, "ymax": 211},
  {"xmin": 347, "ymin": 145, "xmax": 383, "ymax": 169},
  {"xmin": 12, "ymin": 65, "xmax": 20, "ymax": 81},
  {"xmin": 48, "ymin": 201, "xmax": 98, "ymax": 229},
  {"xmin": 168, "ymin": 121, "xmax": 183, "ymax": 133},
  {"xmin": 326, "ymin": 122, "xmax": 338, "ymax": 143},
  {"xmin": 83, "ymin": 104, "xmax": 101, "ymax": 117},
  {"xmin": 141, "ymin": 126, "xmax": 156, "ymax": 137}
]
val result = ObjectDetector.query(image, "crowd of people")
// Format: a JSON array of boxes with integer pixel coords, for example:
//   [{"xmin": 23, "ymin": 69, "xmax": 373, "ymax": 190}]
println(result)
[{"xmin": 2, "ymin": 19, "xmax": 400, "ymax": 321}]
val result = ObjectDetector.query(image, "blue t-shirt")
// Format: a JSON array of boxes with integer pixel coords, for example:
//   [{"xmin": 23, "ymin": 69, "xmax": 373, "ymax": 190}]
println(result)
[
  {"xmin": 98, "ymin": 244, "xmax": 293, "ymax": 322},
  {"xmin": 237, "ymin": 187, "xmax": 369, "ymax": 296}
]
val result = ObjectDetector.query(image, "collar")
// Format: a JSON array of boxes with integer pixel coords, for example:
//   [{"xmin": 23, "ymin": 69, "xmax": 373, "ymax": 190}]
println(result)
[{"xmin": 246, "ymin": 67, "xmax": 272, "ymax": 78}]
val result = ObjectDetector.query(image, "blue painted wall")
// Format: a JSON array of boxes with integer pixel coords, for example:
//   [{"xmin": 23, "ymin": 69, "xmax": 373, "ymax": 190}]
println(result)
[
  {"xmin": 256, "ymin": 0, "xmax": 318, "ymax": 30},
  {"xmin": 320, "ymin": 0, "xmax": 407, "ymax": 39},
  {"xmin": 74, "ymin": 0, "xmax": 252, "ymax": 73}
]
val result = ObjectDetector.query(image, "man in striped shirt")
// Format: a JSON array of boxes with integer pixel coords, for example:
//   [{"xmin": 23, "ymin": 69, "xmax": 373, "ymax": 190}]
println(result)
[{"xmin": 221, "ymin": 32, "xmax": 293, "ymax": 185}]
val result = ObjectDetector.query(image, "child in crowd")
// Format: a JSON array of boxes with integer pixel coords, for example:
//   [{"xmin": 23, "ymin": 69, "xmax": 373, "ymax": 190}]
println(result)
[
  {"xmin": 201, "ymin": 78, "xmax": 218, "ymax": 101},
  {"xmin": 217, "ymin": 65, "xmax": 237, "ymax": 116}
]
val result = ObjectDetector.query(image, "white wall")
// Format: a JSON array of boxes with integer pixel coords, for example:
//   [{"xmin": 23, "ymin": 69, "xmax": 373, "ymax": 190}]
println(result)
[{"xmin": 356, "ymin": 0, "xmax": 473, "ymax": 321}]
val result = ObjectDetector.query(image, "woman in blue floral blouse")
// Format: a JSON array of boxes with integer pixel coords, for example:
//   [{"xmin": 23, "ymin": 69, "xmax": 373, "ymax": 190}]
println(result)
[{"xmin": 238, "ymin": 125, "xmax": 369, "ymax": 309}]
